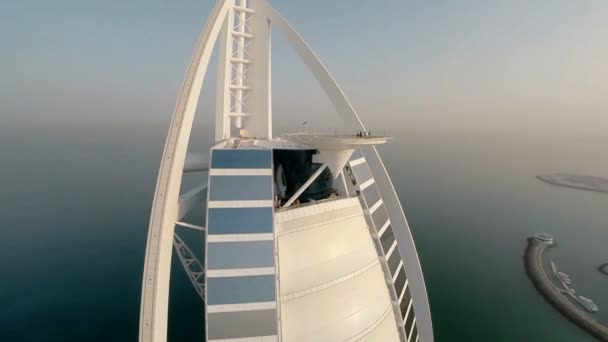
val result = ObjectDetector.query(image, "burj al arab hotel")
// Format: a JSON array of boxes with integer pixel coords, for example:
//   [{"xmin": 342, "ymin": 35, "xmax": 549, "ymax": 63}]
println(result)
[{"xmin": 139, "ymin": 0, "xmax": 433, "ymax": 341}]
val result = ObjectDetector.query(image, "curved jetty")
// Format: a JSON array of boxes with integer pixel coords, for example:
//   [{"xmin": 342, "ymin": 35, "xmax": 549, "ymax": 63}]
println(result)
[
  {"xmin": 537, "ymin": 173, "xmax": 608, "ymax": 194},
  {"xmin": 600, "ymin": 263, "xmax": 608, "ymax": 277},
  {"xmin": 524, "ymin": 237, "xmax": 608, "ymax": 341}
]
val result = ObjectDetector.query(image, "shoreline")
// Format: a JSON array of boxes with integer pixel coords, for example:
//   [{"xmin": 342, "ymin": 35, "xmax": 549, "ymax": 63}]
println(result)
[{"xmin": 523, "ymin": 238, "xmax": 608, "ymax": 341}]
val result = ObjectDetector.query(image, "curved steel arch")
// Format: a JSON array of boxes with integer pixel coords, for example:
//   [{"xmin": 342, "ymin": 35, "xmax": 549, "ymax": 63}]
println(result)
[
  {"xmin": 264, "ymin": 3, "xmax": 434, "ymax": 341},
  {"xmin": 139, "ymin": 1, "xmax": 231, "ymax": 341}
]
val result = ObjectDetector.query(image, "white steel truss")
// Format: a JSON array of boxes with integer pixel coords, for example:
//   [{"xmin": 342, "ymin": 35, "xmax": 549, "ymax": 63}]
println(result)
[
  {"xmin": 215, "ymin": 0, "xmax": 271, "ymax": 141},
  {"xmin": 228, "ymin": 0, "xmax": 253, "ymax": 127},
  {"xmin": 173, "ymin": 233, "xmax": 205, "ymax": 302}
]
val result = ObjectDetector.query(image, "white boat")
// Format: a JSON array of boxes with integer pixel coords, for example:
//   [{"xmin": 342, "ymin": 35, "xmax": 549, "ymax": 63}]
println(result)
[
  {"xmin": 579, "ymin": 296, "xmax": 599, "ymax": 312},
  {"xmin": 558, "ymin": 271, "xmax": 572, "ymax": 285}
]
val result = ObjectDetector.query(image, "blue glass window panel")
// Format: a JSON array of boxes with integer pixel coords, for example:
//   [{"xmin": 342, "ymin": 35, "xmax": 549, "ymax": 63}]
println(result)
[
  {"xmin": 207, "ymin": 275, "xmax": 276, "ymax": 305},
  {"xmin": 207, "ymin": 310, "xmax": 277, "ymax": 340},
  {"xmin": 208, "ymin": 241, "xmax": 275, "ymax": 269},
  {"xmin": 208, "ymin": 207, "xmax": 273, "ymax": 234},
  {"xmin": 209, "ymin": 176, "xmax": 273, "ymax": 200},
  {"xmin": 211, "ymin": 149, "xmax": 271, "ymax": 169}
]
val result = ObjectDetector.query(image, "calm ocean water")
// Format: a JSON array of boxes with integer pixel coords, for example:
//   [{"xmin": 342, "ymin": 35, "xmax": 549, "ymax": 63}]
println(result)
[{"xmin": 0, "ymin": 122, "xmax": 606, "ymax": 341}]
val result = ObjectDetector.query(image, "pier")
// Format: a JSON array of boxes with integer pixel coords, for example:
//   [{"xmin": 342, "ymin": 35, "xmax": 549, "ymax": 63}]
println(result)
[{"xmin": 524, "ymin": 237, "xmax": 608, "ymax": 341}]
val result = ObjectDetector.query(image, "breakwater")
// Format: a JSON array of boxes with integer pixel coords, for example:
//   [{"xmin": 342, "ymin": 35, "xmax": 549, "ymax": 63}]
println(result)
[
  {"xmin": 536, "ymin": 174, "xmax": 608, "ymax": 194},
  {"xmin": 524, "ymin": 238, "xmax": 608, "ymax": 341}
]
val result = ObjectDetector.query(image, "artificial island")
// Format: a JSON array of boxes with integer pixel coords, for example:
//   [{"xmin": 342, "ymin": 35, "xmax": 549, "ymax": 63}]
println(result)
[{"xmin": 524, "ymin": 234, "xmax": 608, "ymax": 341}]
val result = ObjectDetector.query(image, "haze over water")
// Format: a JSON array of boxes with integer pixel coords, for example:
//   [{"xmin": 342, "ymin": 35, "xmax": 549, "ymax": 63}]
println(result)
[{"xmin": 1, "ymin": 122, "xmax": 606, "ymax": 341}]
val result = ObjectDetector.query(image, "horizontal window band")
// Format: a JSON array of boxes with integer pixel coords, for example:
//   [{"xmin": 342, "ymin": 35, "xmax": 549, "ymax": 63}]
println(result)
[
  {"xmin": 209, "ymin": 176, "xmax": 273, "ymax": 201},
  {"xmin": 208, "ymin": 267, "xmax": 275, "ymax": 278},
  {"xmin": 207, "ymin": 275, "xmax": 276, "ymax": 306},
  {"xmin": 207, "ymin": 233, "xmax": 274, "ymax": 242},
  {"xmin": 208, "ymin": 207, "xmax": 273, "ymax": 234},
  {"xmin": 208, "ymin": 200, "xmax": 274, "ymax": 208},
  {"xmin": 207, "ymin": 309, "xmax": 278, "ymax": 340},
  {"xmin": 208, "ymin": 241, "xmax": 275, "ymax": 269},
  {"xmin": 209, "ymin": 168, "xmax": 273, "ymax": 176},
  {"xmin": 211, "ymin": 149, "xmax": 272, "ymax": 169},
  {"xmin": 207, "ymin": 301, "xmax": 277, "ymax": 313}
]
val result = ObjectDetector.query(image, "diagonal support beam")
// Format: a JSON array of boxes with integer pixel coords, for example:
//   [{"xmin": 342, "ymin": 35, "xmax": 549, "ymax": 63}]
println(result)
[
  {"xmin": 177, "ymin": 184, "xmax": 208, "ymax": 221},
  {"xmin": 183, "ymin": 153, "xmax": 209, "ymax": 172},
  {"xmin": 282, "ymin": 164, "xmax": 327, "ymax": 208},
  {"xmin": 173, "ymin": 233, "xmax": 205, "ymax": 302},
  {"xmin": 176, "ymin": 221, "xmax": 206, "ymax": 231}
]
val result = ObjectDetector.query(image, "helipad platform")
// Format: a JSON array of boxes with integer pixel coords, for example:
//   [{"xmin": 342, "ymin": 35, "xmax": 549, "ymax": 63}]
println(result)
[{"xmin": 282, "ymin": 133, "xmax": 388, "ymax": 150}]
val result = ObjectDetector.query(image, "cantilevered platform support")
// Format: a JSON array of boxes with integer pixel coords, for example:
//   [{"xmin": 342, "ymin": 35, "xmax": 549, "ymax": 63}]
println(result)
[
  {"xmin": 283, "ymin": 133, "xmax": 387, "ymax": 177},
  {"xmin": 282, "ymin": 164, "xmax": 328, "ymax": 208}
]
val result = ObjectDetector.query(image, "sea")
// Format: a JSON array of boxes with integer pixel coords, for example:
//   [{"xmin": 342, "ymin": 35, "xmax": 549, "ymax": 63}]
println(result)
[{"xmin": 1, "ymin": 121, "xmax": 606, "ymax": 341}]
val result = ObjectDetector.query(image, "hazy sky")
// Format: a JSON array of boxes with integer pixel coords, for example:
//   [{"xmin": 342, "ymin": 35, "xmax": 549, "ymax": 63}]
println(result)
[{"xmin": 1, "ymin": 0, "xmax": 607, "ymax": 133}]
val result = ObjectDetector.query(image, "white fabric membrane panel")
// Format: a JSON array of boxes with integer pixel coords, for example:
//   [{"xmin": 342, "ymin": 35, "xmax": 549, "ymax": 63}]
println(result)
[{"xmin": 275, "ymin": 198, "xmax": 400, "ymax": 341}]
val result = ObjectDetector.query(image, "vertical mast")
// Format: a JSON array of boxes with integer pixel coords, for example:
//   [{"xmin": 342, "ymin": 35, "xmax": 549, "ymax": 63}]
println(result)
[{"xmin": 215, "ymin": 0, "xmax": 272, "ymax": 141}]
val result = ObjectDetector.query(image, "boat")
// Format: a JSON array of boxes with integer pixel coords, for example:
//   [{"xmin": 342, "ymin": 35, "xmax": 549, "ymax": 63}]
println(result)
[
  {"xmin": 579, "ymin": 296, "xmax": 599, "ymax": 313},
  {"xmin": 558, "ymin": 271, "xmax": 572, "ymax": 285}
]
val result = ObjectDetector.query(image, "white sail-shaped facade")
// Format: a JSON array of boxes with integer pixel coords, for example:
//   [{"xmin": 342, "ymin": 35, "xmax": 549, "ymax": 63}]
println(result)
[
  {"xmin": 139, "ymin": 1, "xmax": 433, "ymax": 341},
  {"xmin": 276, "ymin": 198, "xmax": 401, "ymax": 341}
]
